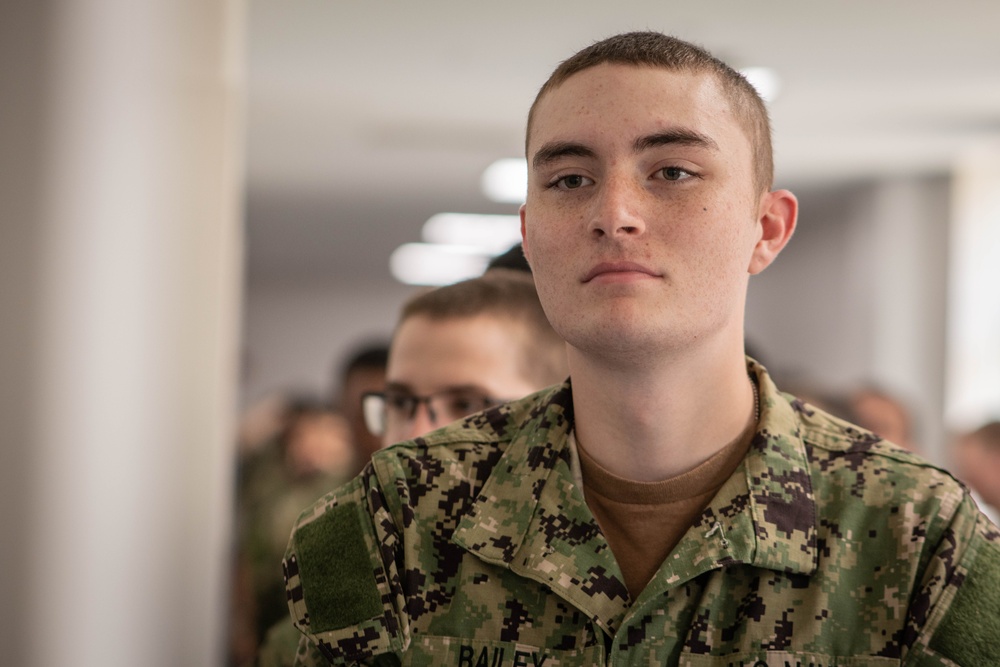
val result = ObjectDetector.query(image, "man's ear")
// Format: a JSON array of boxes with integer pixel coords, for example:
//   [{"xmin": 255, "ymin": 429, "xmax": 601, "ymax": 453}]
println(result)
[
  {"xmin": 748, "ymin": 189, "xmax": 797, "ymax": 275},
  {"xmin": 519, "ymin": 203, "xmax": 532, "ymax": 266}
]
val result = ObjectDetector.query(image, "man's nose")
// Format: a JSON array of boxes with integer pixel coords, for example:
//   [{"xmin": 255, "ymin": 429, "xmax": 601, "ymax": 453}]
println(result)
[{"xmin": 588, "ymin": 175, "xmax": 646, "ymax": 238}]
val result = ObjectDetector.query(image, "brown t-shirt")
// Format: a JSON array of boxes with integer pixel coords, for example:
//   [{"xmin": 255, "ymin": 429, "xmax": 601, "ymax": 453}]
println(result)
[{"xmin": 577, "ymin": 422, "xmax": 755, "ymax": 600}]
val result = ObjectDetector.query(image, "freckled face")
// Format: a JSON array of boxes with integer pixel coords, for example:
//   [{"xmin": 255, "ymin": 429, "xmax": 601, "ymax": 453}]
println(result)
[{"xmin": 521, "ymin": 64, "xmax": 764, "ymax": 362}]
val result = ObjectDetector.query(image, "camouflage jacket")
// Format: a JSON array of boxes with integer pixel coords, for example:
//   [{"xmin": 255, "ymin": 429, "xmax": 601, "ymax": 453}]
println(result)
[{"xmin": 283, "ymin": 362, "xmax": 1000, "ymax": 666}]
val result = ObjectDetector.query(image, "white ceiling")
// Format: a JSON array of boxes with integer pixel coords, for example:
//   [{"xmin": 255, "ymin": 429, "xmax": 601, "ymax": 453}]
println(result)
[{"xmin": 246, "ymin": 0, "xmax": 1000, "ymax": 283}]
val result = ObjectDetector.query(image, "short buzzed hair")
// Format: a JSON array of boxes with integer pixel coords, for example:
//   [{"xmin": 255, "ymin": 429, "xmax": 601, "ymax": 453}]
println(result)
[
  {"xmin": 526, "ymin": 31, "xmax": 774, "ymax": 194},
  {"xmin": 338, "ymin": 343, "xmax": 389, "ymax": 383},
  {"xmin": 398, "ymin": 270, "xmax": 567, "ymax": 389}
]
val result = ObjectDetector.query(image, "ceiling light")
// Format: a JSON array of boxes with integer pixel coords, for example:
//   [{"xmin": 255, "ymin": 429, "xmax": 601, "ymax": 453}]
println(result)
[
  {"xmin": 481, "ymin": 158, "xmax": 528, "ymax": 204},
  {"xmin": 740, "ymin": 67, "xmax": 781, "ymax": 103},
  {"xmin": 389, "ymin": 243, "xmax": 491, "ymax": 286},
  {"xmin": 421, "ymin": 213, "xmax": 521, "ymax": 254}
]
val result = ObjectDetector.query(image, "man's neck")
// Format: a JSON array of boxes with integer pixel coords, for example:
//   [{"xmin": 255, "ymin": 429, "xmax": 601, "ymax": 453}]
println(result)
[{"xmin": 568, "ymin": 341, "xmax": 756, "ymax": 482}]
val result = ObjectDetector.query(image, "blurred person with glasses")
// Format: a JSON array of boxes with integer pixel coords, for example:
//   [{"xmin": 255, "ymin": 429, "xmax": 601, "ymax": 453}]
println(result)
[
  {"xmin": 362, "ymin": 388, "xmax": 506, "ymax": 446},
  {"xmin": 363, "ymin": 268, "xmax": 567, "ymax": 446},
  {"xmin": 258, "ymin": 269, "xmax": 565, "ymax": 667}
]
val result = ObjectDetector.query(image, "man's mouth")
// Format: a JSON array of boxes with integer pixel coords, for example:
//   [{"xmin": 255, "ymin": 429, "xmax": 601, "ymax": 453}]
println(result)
[{"xmin": 582, "ymin": 261, "xmax": 662, "ymax": 283}]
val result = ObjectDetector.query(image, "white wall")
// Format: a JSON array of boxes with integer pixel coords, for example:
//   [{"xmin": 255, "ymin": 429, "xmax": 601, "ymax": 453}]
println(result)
[
  {"xmin": 241, "ymin": 277, "xmax": 417, "ymax": 405},
  {"xmin": 747, "ymin": 183, "xmax": 868, "ymax": 384},
  {"xmin": 748, "ymin": 175, "xmax": 951, "ymax": 460},
  {"xmin": 946, "ymin": 146, "xmax": 1000, "ymax": 432}
]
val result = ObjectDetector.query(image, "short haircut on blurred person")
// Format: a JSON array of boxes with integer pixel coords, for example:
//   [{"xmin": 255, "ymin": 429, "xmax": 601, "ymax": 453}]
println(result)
[
  {"xmin": 365, "ymin": 269, "xmax": 567, "ymax": 445},
  {"xmin": 399, "ymin": 269, "xmax": 565, "ymax": 388},
  {"xmin": 485, "ymin": 242, "xmax": 532, "ymax": 274},
  {"xmin": 333, "ymin": 342, "xmax": 389, "ymax": 474}
]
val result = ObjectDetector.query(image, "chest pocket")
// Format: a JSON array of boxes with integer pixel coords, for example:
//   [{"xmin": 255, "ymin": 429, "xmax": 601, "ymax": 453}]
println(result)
[
  {"xmin": 677, "ymin": 651, "xmax": 899, "ymax": 667},
  {"xmin": 400, "ymin": 636, "xmax": 605, "ymax": 667}
]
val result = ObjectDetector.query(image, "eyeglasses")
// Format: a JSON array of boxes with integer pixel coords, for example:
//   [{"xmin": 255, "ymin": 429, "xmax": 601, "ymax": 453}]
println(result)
[{"xmin": 361, "ymin": 388, "xmax": 508, "ymax": 437}]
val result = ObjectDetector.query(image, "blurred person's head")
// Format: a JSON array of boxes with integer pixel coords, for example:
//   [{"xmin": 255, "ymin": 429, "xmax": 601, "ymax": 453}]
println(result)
[
  {"xmin": 851, "ymin": 385, "xmax": 918, "ymax": 452},
  {"xmin": 334, "ymin": 343, "xmax": 389, "ymax": 472},
  {"xmin": 236, "ymin": 393, "xmax": 289, "ymax": 457},
  {"xmin": 365, "ymin": 270, "xmax": 567, "ymax": 445},
  {"xmin": 280, "ymin": 399, "xmax": 352, "ymax": 479},
  {"xmin": 954, "ymin": 421, "xmax": 1000, "ymax": 509},
  {"xmin": 486, "ymin": 243, "xmax": 532, "ymax": 274}
]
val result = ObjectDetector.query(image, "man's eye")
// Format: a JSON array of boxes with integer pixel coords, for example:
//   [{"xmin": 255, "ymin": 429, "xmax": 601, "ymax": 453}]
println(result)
[
  {"xmin": 447, "ymin": 395, "xmax": 484, "ymax": 415},
  {"xmin": 445, "ymin": 393, "xmax": 497, "ymax": 418},
  {"xmin": 553, "ymin": 174, "xmax": 593, "ymax": 190},
  {"xmin": 657, "ymin": 166, "xmax": 694, "ymax": 181},
  {"xmin": 385, "ymin": 393, "xmax": 414, "ymax": 410}
]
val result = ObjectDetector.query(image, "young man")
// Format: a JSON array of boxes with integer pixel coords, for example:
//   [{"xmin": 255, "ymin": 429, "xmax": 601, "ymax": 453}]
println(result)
[
  {"xmin": 283, "ymin": 33, "xmax": 1000, "ymax": 665},
  {"xmin": 362, "ymin": 268, "xmax": 568, "ymax": 447}
]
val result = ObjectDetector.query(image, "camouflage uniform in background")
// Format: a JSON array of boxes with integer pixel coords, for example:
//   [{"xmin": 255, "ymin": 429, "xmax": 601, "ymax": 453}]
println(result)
[
  {"xmin": 238, "ymin": 440, "xmax": 348, "ymax": 651},
  {"xmin": 283, "ymin": 361, "xmax": 1000, "ymax": 666}
]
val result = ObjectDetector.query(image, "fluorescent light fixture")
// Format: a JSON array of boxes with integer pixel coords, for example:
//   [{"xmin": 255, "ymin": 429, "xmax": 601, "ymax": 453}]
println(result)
[
  {"xmin": 740, "ymin": 67, "xmax": 781, "ymax": 103},
  {"xmin": 389, "ymin": 243, "xmax": 491, "ymax": 286},
  {"xmin": 422, "ymin": 213, "xmax": 522, "ymax": 254},
  {"xmin": 481, "ymin": 158, "xmax": 528, "ymax": 204}
]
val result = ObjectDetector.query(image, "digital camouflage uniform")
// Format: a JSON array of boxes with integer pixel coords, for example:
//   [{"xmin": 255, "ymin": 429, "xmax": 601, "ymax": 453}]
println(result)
[{"xmin": 283, "ymin": 361, "xmax": 1000, "ymax": 666}]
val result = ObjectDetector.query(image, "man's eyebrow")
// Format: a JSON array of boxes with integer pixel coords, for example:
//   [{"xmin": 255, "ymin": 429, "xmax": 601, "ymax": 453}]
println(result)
[
  {"xmin": 531, "ymin": 131, "xmax": 718, "ymax": 170},
  {"xmin": 633, "ymin": 129, "xmax": 719, "ymax": 153},
  {"xmin": 383, "ymin": 383, "xmax": 491, "ymax": 396},
  {"xmin": 531, "ymin": 141, "xmax": 597, "ymax": 169},
  {"xmin": 441, "ymin": 384, "xmax": 492, "ymax": 395}
]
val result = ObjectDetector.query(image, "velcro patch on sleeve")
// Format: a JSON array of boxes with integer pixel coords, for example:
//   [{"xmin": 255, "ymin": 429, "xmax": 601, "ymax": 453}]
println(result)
[
  {"xmin": 928, "ymin": 534, "xmax": 1000, "ymax": 664},
  {"xmin": 296, "ymin": 502, "xmax": 384, "ymax": 632}
]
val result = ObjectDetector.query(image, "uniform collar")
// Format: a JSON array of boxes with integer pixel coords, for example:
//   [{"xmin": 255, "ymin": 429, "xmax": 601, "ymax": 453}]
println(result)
[
  {"xmin": 452, "ymin": 361, "xmax": 818, "ymax": 632},
  {"xmin": 740, "ymin": 360, "xmax": 819, "ymax": 575},
  {"xmin": 451, "ymin": 381, "xmax": 632, "ymax": 635},
  {"xmin": 643, "ymin": 362, "xmax": 819, "ymax": 603}
]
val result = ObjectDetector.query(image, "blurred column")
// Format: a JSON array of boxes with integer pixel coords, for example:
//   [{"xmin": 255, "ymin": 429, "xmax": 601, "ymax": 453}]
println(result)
[
  {"xmin": 946, "ymin": 145, "xmax": 1000, "ymax": 432},
  {"xmin": 0, "ymin": 4, "xmax": 47, "ymax": 666},
  {"xmin": 0, "ymin": 1, "xmax": 245, "ymax": 666}
]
